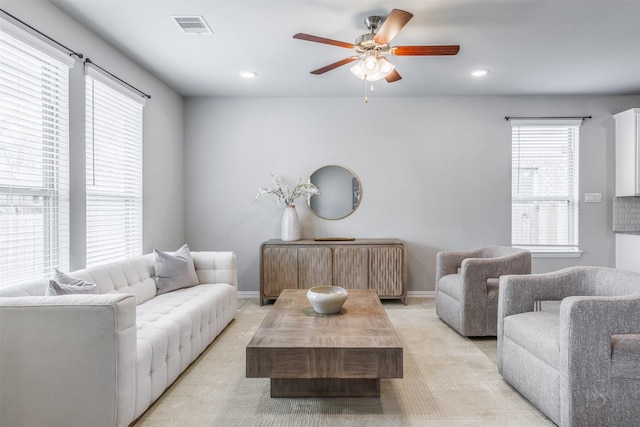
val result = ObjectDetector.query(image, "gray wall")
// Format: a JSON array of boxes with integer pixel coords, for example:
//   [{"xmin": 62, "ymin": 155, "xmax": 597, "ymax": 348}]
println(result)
[
  {"xmin": 5, "ymin": 3, "xmax": 640, "ymax": 292},
  {"xmin": 4, "ymin": 1, "xmax": 186, "ymax": 269},
  {"xmin": 185, "ymin": 95, "xmax": 640, "ymax": 294}
]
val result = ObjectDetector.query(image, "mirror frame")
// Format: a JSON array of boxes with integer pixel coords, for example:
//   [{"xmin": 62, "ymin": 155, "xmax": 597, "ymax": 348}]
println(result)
[{"xmin": 307, "ymin": 165, "xmax": 362, "ymax": 220}]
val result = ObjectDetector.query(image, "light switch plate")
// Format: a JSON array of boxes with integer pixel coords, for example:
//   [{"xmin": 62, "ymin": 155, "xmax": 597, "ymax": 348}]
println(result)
[{"xmin": 584, "ymin": 193, "xmax": 602, "ymax": 203}]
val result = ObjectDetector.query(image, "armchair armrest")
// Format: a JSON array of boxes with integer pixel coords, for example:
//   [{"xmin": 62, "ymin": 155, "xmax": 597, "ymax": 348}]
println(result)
[
  {"xmin": 558, "ymin": 295, "xmax": 640, "ymax": 426},
  {"xmin": 461, "ymin": 251, "xmax": 530, "ymax": 298},
  {"xmin": 0, "ymin": 294, "xmax": 137, "ymax": 427},
  {"xmin": 462, "ymin": 251, "xmax": 530, "ymax": 282},
  {"xmin": 435, "ymin": 248, "xmax": 484, "ymax": 282},
  {"xmin": 498, "ymin": 267, "xmax": 592, "ymax": 318}
]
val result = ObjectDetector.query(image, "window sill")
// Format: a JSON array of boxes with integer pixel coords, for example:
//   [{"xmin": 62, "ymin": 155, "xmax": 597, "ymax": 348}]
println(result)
[{"xmin": 514, "ymin": 246, "xmax": 583, "ymax": 258}]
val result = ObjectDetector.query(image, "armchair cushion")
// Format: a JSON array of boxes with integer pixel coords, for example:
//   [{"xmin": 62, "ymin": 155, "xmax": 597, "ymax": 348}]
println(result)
[
  {"xmin": 436, "ymin": 274, "xmax": 463, "ymax": 301},
  {"xmin": 503, "ymin": 311, "xmax": 560, "ymax": 369}
]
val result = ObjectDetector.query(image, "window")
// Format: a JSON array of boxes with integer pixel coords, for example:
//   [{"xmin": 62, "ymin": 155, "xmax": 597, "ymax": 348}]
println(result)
[
  {"xmin": 0, "ymin": 21, "xmax": 73, "ymax": 287},
  {"xmin": 511, "ymin": 119, "xmax": 581, "ymax": 254},
  {"xmin": 85, "ymin": 64, "xmax": 144, "ymax": 267}
]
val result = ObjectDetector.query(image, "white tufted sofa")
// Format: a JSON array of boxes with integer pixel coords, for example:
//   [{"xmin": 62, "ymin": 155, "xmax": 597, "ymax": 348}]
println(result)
[{"xmin": 0, "ymin": 251, "xmax": 237, "ymax": 427}]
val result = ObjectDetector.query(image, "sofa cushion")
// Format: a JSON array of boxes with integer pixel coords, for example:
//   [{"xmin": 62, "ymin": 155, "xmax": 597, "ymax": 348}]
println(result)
[
  {"xmin": 154, "ymin": 244, "xmax": 199, "ymax": 295},
  {"xmin": 133, "ymin": 282, "xmax": 237, "ymax": 416},
  {"xmin": 0, "ymin": 278, "xmax": 47, "ymax": 297},
  {"xmin": 68, "ymin": 255, "xmax": 157, "ymax": 305},
  {"xmin": 45, "ymin": 269, "xmax": 99, "ymax": 296},
  {"xmin": 503, "ymin": 311, "xmax": 560, "ymax": 369}
]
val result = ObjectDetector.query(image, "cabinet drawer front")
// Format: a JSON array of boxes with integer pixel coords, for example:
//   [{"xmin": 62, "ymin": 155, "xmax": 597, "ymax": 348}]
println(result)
[
  {"xmin": 298, "ymin": 247, "xmax": 332, "ymax": 288},
  {"xmin": 369, "ymin": 247, "xmax": 403, "ymax": 297},
  {"xmin": 333, "ymin": 247, "xmax": 368, "ymax": 289},
  {"xmin": 263, "ymin": 247, "xmax": 297, "ymax": 297}
]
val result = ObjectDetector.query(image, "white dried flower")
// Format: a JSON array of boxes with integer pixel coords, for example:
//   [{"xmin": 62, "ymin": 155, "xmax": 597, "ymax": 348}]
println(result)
[{"xmin": 255, "ymin": 173, "xmax": 319, "ymax": 206}]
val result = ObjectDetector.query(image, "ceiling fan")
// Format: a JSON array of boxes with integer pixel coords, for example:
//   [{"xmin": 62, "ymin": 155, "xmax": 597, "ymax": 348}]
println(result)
[{"xmin": 293, "ymin": 9, "xmax": 460, "ymax": 84}]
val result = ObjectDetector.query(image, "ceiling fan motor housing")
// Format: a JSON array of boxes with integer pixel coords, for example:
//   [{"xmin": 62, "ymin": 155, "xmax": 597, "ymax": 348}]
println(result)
[{"xmin": 354, "ymin": 16, "xmax": 390, "ymax": 54}]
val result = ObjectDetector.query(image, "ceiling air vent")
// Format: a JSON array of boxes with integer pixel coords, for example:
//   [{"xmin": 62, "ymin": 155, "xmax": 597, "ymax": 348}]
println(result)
[{"xmin": 172, "ymin": 16, "xmax": 213, "ymax": 35}]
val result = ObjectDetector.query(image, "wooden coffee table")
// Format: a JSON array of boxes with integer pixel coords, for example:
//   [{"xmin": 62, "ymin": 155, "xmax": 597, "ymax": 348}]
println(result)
[{"xmin": 246, "ymin": 289, "xmax": 403, "ymax": 398}]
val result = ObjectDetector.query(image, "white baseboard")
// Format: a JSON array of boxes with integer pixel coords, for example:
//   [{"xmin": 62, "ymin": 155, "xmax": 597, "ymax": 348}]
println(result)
[
  {"xmin": 237, "ymin": 290, "xmax": 435, "ymax": 299},
  {"xmin": 237, "ymin": 291, "xmax": 260, "ymax": 299},
  {"xmin": 408, "ymin": 290, "xmax": 435, "ymax": 298}
]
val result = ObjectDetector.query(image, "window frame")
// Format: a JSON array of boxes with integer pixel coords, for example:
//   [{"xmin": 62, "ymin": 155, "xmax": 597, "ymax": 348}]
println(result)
[
  {"xmin": 84, "ymin": 63, "xmax": 145, "ymax": 268},
  {"xmin": 510, "ymin": 119, "xmax": 583, "ymax": 257},
  {"xmin": 0, "ymin": 16, "xmax": 74, "ymax": 287}
]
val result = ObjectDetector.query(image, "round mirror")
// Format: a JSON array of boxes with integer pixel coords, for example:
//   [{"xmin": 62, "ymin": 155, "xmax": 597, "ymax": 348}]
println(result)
[{"xmin": 308, "ymin": 165, "xmax": 361, "ymax": 220}]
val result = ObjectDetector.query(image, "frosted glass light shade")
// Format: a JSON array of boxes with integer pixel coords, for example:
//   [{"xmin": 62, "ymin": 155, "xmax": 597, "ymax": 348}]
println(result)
[{"xmin": 350, "ymin": 53, "xmax": 395, "ymax": 82}]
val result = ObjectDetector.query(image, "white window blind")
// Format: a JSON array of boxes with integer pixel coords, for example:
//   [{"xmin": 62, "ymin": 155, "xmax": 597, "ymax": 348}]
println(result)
[
  {"xmin": 85, "ymin": 64, "xmax": 144, "ymax": 267},
  {"xmin": 511, "ymin": 120, "xmax": 581, "ymax": 251},
  {"xmin": 0, "ymin": 25, "xmax": 71, "ymax": 287}
]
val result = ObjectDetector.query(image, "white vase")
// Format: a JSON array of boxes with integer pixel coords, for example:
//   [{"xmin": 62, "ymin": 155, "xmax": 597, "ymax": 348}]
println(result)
[{"xmin": 281, "ymin": 204, "xmax": 300, "ymax": 241}]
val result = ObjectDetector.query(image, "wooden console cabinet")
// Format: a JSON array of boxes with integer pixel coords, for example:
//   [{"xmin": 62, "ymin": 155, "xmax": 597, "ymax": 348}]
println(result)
[{"xmin": 260, "ymin": 238, "xmax": 407, "ymax": 305}]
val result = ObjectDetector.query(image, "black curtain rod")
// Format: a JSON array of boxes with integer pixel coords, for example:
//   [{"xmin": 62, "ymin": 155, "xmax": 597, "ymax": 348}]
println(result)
[
  {"xmin": 505, "ymin": 116, "xmax": 592, "ymax": 121},
  {"xmin": 85, "ymin": 58, "xmax": 151, "ymax": 100},
  {"xmin": 0, "ymin": 8, "xmax": 83, "ymax": 59}
]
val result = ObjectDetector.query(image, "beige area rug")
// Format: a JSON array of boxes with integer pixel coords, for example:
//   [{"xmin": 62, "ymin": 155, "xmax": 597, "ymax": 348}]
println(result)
[{"xmin": 133, "ymin": 298, "xmax": 554, "ymax": 426}]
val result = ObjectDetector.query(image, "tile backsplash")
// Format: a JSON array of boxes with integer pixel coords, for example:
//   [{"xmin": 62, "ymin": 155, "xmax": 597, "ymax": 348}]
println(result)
[{"xmin": 613, "ymin": 196, "xmax": 640, "ymax": 233}]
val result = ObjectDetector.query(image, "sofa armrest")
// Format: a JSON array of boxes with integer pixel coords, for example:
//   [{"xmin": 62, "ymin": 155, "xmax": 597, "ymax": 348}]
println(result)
[
  {"xmin": 192, "ymin": 251, "xmax": 237, "ymax": 287},
  {"xmin": 559, "ymin": 295, "xmax": 640, "ymax": 426},
  {"xmin": 0, "ymin": 294, "xmax": 137, "ymax": 427}
]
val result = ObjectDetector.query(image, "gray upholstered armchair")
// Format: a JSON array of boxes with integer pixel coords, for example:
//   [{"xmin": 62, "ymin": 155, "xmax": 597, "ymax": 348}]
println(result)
[
  {"xmin": 497, "ymin": 266, "xmax": 640, "ymax": 426},
  {"xmin": 435, "ymin": 246, "xmax": 531, "ymax": 337}
]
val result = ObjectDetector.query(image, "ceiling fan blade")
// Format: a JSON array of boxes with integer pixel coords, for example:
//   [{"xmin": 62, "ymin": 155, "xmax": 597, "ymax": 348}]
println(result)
[
  {"xmin": 310, "ymin": 57, "xmax": 359, "ymax": 75},
  {"xmin": 385, "ymin": 69, "xmax": 402, "ymax": 83},
  {"xmin": 293, "ymin": 33, "xmax": 354, "ymax": 49},
  {"xmin": 373, "ymin": 9, "xmax": 413, "ymax": 45},
  {"xmin": 392, "ymin": 45, "xmax": 460, "ymax": 56}
]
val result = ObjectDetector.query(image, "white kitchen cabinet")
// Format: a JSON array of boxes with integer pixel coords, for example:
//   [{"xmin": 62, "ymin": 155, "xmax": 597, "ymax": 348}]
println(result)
[
  {"xmin": 615, "ymin": 233, "xmax": 640, "ymax": 272},
  {"xmin": 614, "ymin": 108, "xmax": 640, "ymax": 196}
]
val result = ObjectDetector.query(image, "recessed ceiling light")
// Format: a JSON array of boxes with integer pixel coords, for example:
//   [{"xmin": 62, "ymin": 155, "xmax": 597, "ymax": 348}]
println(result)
[
  {"xmin": 471, "ymin": 69, "xmax": 489, "ymax": 77},
  {"xmin": 240, "ymin": 71, "xmax": 257, "ymax": 79}
]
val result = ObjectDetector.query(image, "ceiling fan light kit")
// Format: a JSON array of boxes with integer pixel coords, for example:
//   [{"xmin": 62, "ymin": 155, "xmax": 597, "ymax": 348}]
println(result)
[
  {"xmin": 349, "ymin": 51, "xmax": 395, "ymax": 82},
  {"xmin": 293, "ymin": 8, "xmax": 460, "ymax": 101}
]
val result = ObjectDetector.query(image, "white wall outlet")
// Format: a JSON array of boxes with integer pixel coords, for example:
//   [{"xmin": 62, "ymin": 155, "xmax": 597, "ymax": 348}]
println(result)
[{"xmin": 584, "ymin": 193, "xmax": 602, "ymax": 203}]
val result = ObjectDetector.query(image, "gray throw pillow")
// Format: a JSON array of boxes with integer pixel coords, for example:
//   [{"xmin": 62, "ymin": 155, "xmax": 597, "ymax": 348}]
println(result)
[
  {"xmin": 154, "ymin": 243, "xmax": 199, "ymax": 295},
  {"xmin": 46, "ymin": 269, "xmax": 99, "ymax": 296}
]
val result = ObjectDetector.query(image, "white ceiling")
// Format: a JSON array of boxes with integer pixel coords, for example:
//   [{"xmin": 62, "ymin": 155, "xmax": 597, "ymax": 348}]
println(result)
[{"xmin": 49, "ymin": 0, "xmax": 640, "ymax": 98}]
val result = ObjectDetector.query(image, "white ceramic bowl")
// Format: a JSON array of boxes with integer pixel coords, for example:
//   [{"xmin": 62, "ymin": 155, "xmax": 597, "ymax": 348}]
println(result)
[{"xmin": 306, "ymin": 286, "xmax": 349, "ymax": 315}]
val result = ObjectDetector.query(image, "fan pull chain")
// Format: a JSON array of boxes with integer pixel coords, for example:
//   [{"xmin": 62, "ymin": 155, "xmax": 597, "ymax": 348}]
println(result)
[{"xmin": 364, "ymin": 77, "xmax": 368, "ymax": 103}]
